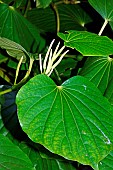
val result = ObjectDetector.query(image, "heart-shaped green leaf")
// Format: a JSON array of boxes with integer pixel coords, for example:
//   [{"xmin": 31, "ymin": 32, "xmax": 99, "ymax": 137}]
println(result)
[
  {"xmin": 58, "ymin": 31, "xmax": 113, "ymax": 56},
  {"xmin": 79, "ymin": 56, "xmax": 113, "ymax": 94},
  {"xmin": 0, "ymin": 134, "xmax": 35, "ymax": 170},
  {"xmin": 16, "ymin": 74, "xmax": 113, "ymax": 170},
  {"xmin": 88, "ymin": 0, "xmax": 113, "ymax": 30},
  {"xmin": 0, "ymin": 87, "xmax": 75, "ymax": 170}
]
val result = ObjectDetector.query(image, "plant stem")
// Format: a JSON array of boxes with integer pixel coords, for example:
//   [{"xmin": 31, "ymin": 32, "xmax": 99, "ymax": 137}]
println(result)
[
  {"xmin": 98, "ymin": 19, "xmax": 108, "ymax": 36},
  {"xmin": 23, "ymin": 58, "xmax": 34, "ymax": 80},
  {"xmin": 52, "ymin": 3, "xmax": 60, "ymax": 33},
  {"xmin": 54, "ymin": 68, "xmax": 62, "ymax": 84},
  {"xmin": 14, "ymin": 56, "xmax": 23, "ymax": 85},
  {"xmin": 0, "ymin": 58, "xmax": 34, "ymax": 96},
  {"xmin": 24, "ymin": 0, "xmax": 31, "ymax": 17},
  {"xmin": 0, "ymin": 88, "xmax": 12, "ymax": 95},
  {"xmin": 54, "ymin": 1, "xmax": 63, "ymax": 6}
]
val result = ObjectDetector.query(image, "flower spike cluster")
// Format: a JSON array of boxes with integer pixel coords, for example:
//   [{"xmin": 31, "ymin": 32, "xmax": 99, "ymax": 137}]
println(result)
[{"xmin": 39, "ymin": 39, "xmax": 69, "ymax": 76}]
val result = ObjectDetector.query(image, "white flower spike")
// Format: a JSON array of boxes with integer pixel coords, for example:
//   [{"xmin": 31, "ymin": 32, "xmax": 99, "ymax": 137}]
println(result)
[{"xmin": 39, "ymin": 40, "xmax": 69, "ymax": 76}]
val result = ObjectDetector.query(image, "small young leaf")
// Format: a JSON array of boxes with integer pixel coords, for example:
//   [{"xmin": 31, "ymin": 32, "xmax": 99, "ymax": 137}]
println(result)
[
  {"xmin": 0, "ymin": 134, "xmax": 35, "ymax": 170},
  {"xmin": 36, "ymin": 0, "xmax": 52, "ymax": 8},
  {"xmin": 58, "ymin": 31, "xmax": 113, "ymax": 56},
  {"xmin": 16, "ymin": 74, "xmax": 113, "ymax": 170}
]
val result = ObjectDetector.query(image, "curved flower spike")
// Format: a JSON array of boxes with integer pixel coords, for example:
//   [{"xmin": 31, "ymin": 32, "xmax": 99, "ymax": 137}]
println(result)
[{"xmin": 39, "ymin": 40, "xmax": 69, "ymax": 76}]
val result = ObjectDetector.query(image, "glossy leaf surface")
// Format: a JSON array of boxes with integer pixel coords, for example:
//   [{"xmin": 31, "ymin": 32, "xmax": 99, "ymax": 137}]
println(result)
[
  {"xmin": 58, "ymin": 31, "xmax": 113, "ymax": 56},
  {"xmin": 0, "ymin": 134, "xmax": 35, "ymax": 170},
  {"xmin": 79, "ymin": 56, "xmax": 113, "ymax": 94},
  {"xmin": 0, "ymin": 2, "xmax": 45, "ymax": 53},
  {"xmin": 88, "ymin": 0, "xmax": 113, "ymax": 30},
  {"xmin": 99, "ymin": 151, "xmax": 113, "ymax": 170},
  {"xmin": 104, "ymin": 77, "xmax": 113, "ymax": 105},
  {"xmin": 27, "ymin": 4, "xmax": 92, "ymax": 32},
  {"xmin": 0, "ymin": 87, "xmax": 76, "ymax": 170},
  {"xmin": 16, "ymin": 74, "xmax": 113, "ymax": 170}
]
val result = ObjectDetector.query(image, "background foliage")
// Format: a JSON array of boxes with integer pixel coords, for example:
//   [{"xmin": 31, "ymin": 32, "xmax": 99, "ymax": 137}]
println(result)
[{"xmin": 0, "ymin": 0, "xmax": 113, "ymax": 170}]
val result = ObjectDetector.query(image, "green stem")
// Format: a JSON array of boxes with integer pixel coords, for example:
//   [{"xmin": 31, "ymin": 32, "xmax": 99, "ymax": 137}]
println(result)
[
  {"xmin": 54, "ymin": 68, "xmax": 62, "ymax": 84},
  {"xmin": 0, "ymin": 88, "xmax": 12, "ymax": 95},
  {"xmin": 52, "ymin": 3, "xmax": 60, "ymax": 33},
  {"xmin": 0, "ymin": 58, "xmax": 34, "ymax": 96},
  {"xmin": 98, "ymin": 19, "xmax": 108, "ymax": 36},
  {"xmin": 22, "ymin": 58, "xmax": 34, "ymax": 80},
  {"xmin": 24, "ymin": 0, "xmax": 31, "ymax": 17},
  {"xmin": 54, "ymin": 1, "xmax": 64, "ymax": 5},
  {"xmin": 14, "ymin": 56, "xmax": 24, "ymax": 85}
]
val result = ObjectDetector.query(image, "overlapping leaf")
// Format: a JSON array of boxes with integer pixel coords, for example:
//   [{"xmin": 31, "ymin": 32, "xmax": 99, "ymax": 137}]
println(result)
[
  {"xmin": 0, "ymin": 2, "xmax": 45, "ymax": 53},
  {"xmin": 0, "ymin": 86, "xmax": 76, "ymax": 170},
  {"xmin": 79, "ymin": 56, "xmax": 113, "ymax": 94},
  {"xmin": 19, "ymin": 142, "xmax": 76, "ymax": 170},
  {"xmin": 58, "ymin": 31, "xmax": 113, "ymax": 56},
  {"xmin": 16, "ymin": 74, "xmax": 113, "ymax": 170},
  {"xmin": 0, "ymin": 134, "xmax": 35, "ymax": 170},
  {"xmin": 27, "ymin": 4, "xmax": 92, "ymax": 33},
  {"xmin": 88, "ymin": 0, "xmax": 113, "ymax": 30}
]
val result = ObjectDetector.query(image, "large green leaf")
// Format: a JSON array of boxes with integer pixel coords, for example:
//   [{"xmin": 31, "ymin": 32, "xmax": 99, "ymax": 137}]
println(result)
[
  {"xmin": 99, "ymin": 151, "xmax": 113, "ymax": 170},
  {"xmin": 79, "ymin": 56, "xmax": 113, "ymax": 94},
  {"xmin": 104, "ymin": 77, "xmax": 113, "ymax": 105},
  {"xmin": 27, "ymin": 4, "xmax": 92, "ymax": 33},
  {"xmin": 36, "ymin": 0, "xmax": 52, "ymax": 8},
  {"xmin": 0, "ymin": 88, "xmax": 76, "ymax": 170},
  {"xmin": 58, "ymin": 31, "xmax": 113, "ymax": 56},
  {"xmin": 0, "ymin": 134, "xmax": 35, "ymax": 170},
  {"xmin": 16, "ymin": 74, "xmax": 113, "ymax": 170},
  {"xmin": 0, "ymin": 2, "xmax": 45, "ymax": 53},
  {"xmin": 88, "ymin": 0, "xmax": 113, "ymax": 30}
]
